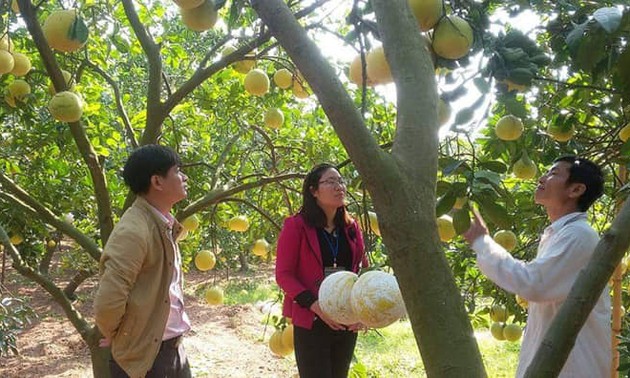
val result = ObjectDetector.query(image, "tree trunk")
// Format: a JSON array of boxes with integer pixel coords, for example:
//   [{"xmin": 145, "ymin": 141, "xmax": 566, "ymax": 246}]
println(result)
[
  {"xmin": 86, "ymin": 326, "xmax": 112, "ymax": 378},
  {"xmin": 251, "ymin": 0, "xmax": 486, "ymax": 376},
  {"xmin": 525, "ymin": 199, "xmax": 630, "ymax": 376},
  {"xmin": 238, "ymin": 251, "xmax": 249, "ymax": 273}
]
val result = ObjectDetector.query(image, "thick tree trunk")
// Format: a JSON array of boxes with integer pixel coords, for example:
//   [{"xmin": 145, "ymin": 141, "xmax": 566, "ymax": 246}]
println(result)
[
  {"xmin": 525, "ymin": 199, "xmax": 630, "ymax": 377},
  {"xmin": 251, "ymin": 0, "xmax": 486, "ymax": 376}
]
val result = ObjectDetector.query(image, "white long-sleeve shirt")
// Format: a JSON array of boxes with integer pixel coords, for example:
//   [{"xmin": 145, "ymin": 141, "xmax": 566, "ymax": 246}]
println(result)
[{"xmin": 472, "ymin": 212, "xmax": 611, "ymax": 377}]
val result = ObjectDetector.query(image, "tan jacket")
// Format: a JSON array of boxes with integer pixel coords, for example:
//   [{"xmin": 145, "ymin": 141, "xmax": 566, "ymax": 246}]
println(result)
[{"xmin": 94, "ymin": 197, "xmax": 184, "ymax": 378}]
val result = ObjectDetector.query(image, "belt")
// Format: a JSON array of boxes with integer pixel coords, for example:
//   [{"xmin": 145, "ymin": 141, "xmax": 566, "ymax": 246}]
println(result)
[{"xmin": 161, "ymin": 335, "xmax": 183, "ymax": 349}]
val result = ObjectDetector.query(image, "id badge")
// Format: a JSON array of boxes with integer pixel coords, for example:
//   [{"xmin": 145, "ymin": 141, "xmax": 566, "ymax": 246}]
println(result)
[{"xmin": 324, "ymin": 266, "xmax": 345, "ymax": 277}]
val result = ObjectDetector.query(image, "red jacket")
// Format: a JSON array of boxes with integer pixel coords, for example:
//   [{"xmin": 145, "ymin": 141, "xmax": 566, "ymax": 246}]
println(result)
[{"xmin": 276, "ymin": 213, "xmax": 368, "ymax": 329}]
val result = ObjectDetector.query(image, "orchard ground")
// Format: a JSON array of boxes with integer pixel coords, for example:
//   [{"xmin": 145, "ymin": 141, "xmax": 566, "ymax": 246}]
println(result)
[{"xmin": 0, "ymin": 264, "xmax": 519, "ymax": 377}]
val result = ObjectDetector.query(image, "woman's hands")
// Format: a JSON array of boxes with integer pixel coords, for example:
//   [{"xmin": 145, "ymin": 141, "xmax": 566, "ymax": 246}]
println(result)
[
  {"xmin": 310, "ymin": 301, "xmax": 368, "ymax": 332},
  {"xmin": 309, "ymin": 301, "xmax": 346, "ymax": 331}
]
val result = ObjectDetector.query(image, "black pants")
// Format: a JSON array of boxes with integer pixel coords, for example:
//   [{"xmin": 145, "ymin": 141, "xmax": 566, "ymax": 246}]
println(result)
[
  {"xmin": 294, "ymin": 318, "xmax": 358, "ymax": 378},
  {"xmin": 109, "ymin": 336, "xmax": 192, "ymax": 378}
]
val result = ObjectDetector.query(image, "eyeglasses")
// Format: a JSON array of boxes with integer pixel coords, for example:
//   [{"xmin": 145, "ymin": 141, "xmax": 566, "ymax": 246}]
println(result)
[{"xmin": 318, "ymin": 178, "xmax": 346, "ymax": 187}]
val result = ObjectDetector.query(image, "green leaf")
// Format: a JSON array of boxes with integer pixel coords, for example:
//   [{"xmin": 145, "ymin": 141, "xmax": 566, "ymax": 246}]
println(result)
[
  {"xmin": 436, "ymin": 193, "xmax": 457, "ymax": 217},
  {"xmin": 478, "ymin": 200, "xmax": 511, "ymax": 229},
  {"xmin": 503, "ymin": 97, "xmax": 528, "ymax": 118},
  {"xmin": 453, "ymin": 208, "xmax": 471, "ymax": 235},
  {"xmin": 69, "ymin": 16, "xmax": 89, "ymax": 44},
  {"xmin": 566, "ymin": 21, "xmax": 588, "ymax": 54},
  {"xmin": 478, "ymin": 161, "xmax": 507, "ymax": 174},
  {"xmin": 593, "ymin": 7, "xmax": 622, "ymax": 34}
]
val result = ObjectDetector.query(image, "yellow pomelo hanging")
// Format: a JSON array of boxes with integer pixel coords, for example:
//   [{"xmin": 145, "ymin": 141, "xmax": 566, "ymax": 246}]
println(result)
[
  {"xmin": 495, "ymin": 115, "xmax": 523, "ymax": 141},
  {"xmin": 48, "ymin": 70, "xmax": 75, "ymax": 95},
  {"xmin": 513, "ymin": 153, "xmax": 537, "ymax": 180},
  {"xmin": 319, "ymin": 271, "xmax": 360, "ymax": 325},
  {"xmin": 244, "ymin": 69, "xmax": 270, "ymax": 96},
  {"xmin": 432, "ymin": 16, "xmax": 473, "ymax": 60},
  {"xmin": 0, "ymin": 35, "xmax": 15, "ymax": 52},
  {"xmin": 490, "ymin": 322, "xmax": 505, "ymax": 340},
  {"xmin": 273, "ymin": 68, "xmax": 293, "ymax": 89},
  {"xmin": 292, "ymin": 79, "xmax": 309, "ymax": 99},
  {"xmin": 368, "ymin": 211, "xmax": 380, "ymax": 236},
  {"xmin": 493, "ymin": 230, "xmax": 517, "ymax": 252},
  {"xmin": 251, "ymin": 238, "xmax": 270, "ymax": 257},
  {"xmin": 181, "ymin": 214, "xmax": 200, "ymax": 231},
  {"xmin": 264, "ymin": 108, "xmax": 284, "ymax": 129},
  {"xmin": 0, "ymin": 50, "xmax": 15, "ymax": 74},
  {"xmin": 618, "ymin": 123, "xmax": 630, "ymax": 142},
  {"xmin": 10, "ymin": 53, "xmax": 31, "ymax": 76},
  {"xmin": 437, "ymin": 214, "xmax": 456, "ymax": 242},
  {"xmin": 366, "ymin": 46, "xmax": 393, "ymax": 85},
  {"xmin": 180, "ymin": 0, "xmax": 218, "ymax": 32},
  {"xmin": 10, "ymin": 234, "xmax": 23, "ymax": 245},
  {"xmin": 348, "ymin": 55, "xmax": 374, "ymax": 86},
  {"xmin": 204, "ymin": 286, "xmax": 224, "ymax": 305},
  {"xmin": 228, "ymin": 215, "xmax": 249, "ymax": 232},
  {"xmin": 42, "ymin": 9, "xmax": 89, "ymax": 53},
  {"xmin": 408, "ymin": 0, "xmax": 443, "ymax": 31},
  {"xmin": 281, "ymin": 325, "xmax": 294, "ymax": 350},
  {"xmin": 7, "ymin": 79, "xmax": 31, "ymax": 103},
  {"xmin": 490, "ymin": 304, "xmax": 508, "ymax": 322},
  {"xmin": 350, "ymin": 271, "xmax": 405, "ymax": 328},
  {"xmin": 269, "ymin": 329, "xmax": 292, "ymax": 357},
  {"xmin": 547, "ymin": 124, "xmax": 574, "ymax": 142},
  {"xmin": 194, "ymin": 250, "xmax": 216, "ymax": 271},
  {"xmin": 503, "ymin": 324, "xmax": 522, "ymax": 342},
  {"xmin": 48, "ymin": 91, "xmax": 83, "ymax": 122}
]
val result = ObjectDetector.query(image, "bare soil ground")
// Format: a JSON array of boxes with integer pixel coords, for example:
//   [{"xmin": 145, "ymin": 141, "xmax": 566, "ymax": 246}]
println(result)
[{"xmin": 0, "ymin": 265, "xmax": 297, "ymax": 378}]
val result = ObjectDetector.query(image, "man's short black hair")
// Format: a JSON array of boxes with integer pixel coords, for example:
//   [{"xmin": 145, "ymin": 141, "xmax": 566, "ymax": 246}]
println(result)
[
  {"xmin": 123, "ymin": 145, "xmax": 181, "ymax": 195},
  {"xmin": 554, "ymin": 155, "xmax": 604, "ymax": 212}
]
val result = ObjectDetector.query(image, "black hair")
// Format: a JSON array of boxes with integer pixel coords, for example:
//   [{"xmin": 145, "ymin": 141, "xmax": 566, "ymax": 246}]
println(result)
[
  {"xmin": 299, "ymin": 163, "xmax": 351, "ymax": 229},
  {"xmin": 122, "ymin": 145, "xmax": 182, "ymax": 195},
  {"xmin": 553, "ymin": 155, "xmax": 604, "ymax": 212}
]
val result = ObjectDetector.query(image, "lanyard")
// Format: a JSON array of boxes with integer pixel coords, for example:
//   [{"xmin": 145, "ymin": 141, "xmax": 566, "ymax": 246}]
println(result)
[{"xmin": 321, "ymin": 228, "xmax": 339, "ymax": 268}]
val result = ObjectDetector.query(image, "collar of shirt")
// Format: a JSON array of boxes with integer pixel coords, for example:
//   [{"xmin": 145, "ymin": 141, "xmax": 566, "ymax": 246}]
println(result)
[
  {"xmin": 148, "ymin": 205, "xmax": 175, "ymax": 230},
  {"xmin": 543, "ymin": 212, "xmax": 587, "ymax": 237}
]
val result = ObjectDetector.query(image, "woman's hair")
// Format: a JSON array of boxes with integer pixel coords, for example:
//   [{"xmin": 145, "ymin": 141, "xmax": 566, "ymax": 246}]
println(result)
[{"xmin": 299, "ymin": 163, "xmax": 352, "ymax": 228}]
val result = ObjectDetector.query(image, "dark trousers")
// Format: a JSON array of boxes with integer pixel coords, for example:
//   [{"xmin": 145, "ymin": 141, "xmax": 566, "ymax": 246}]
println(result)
[
  {"xmin": 109, "ymin": 336, "xmax": 192, "ymax": 378},
  {"xmin": 294, "ymin": 318, "xmax": 358, "ymax": 378}
]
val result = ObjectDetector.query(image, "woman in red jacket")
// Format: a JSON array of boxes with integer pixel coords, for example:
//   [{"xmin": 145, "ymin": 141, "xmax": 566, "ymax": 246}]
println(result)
[{"xmin": 276, "ymin": 163, "xmax": 368, "ymax": 378}]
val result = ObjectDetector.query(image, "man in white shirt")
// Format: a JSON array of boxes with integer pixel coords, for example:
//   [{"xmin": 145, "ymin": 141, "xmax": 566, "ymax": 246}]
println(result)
[{"xmin": 463, "ymin": 155, "xmax": 610, "ymax": 377}]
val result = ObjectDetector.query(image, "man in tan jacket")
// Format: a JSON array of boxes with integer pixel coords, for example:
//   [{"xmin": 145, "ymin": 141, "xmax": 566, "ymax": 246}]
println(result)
[{"xmin": 94, "ymin": 144, "xmax": 192, "ymax": 378}]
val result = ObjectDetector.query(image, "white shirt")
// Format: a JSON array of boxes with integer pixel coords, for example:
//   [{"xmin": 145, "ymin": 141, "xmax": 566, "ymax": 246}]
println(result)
[
  {"xmin": 151, "ymin": 208, "xmax": 191, "ymax": 341},
  {"xmin": 472, "ymin": 212, "xmax": 611, "ymax": 377}
]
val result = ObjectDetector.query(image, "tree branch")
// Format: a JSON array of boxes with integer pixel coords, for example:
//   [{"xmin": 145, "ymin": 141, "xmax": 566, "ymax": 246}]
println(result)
[
  {"xmin": 0, "ymin": 224, "xmax": 92, "ymax": 343},
  {"xmin": 120, "ymin": 0, "xmax": 164, "ymax": 145},
  {"xmin": 219, "ymin": 197, "xmax": 282, "ymax": 231},
  {"xmin": 0, "ymin": 173, "xmax": 102, "ymax": 261},
  {"xmin": 251, "ymin": 0, "xmax": 387, "ymax": 186},
  {"xmin": 371, "ymin": 0, "xmax": 438, "ymax": 184},
  {"xmin": 83, "ymin": 60, "xmax": 138, "ymax": 148},
  {"xmin": 18, "ymin": 0, "xmax": 114, "ymax": 243},
  {"xmin": 177, "ymin": 173, "xmax": 303, "ymax": 218}
]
